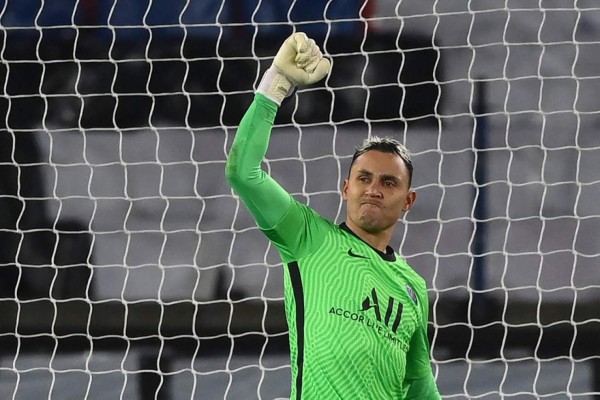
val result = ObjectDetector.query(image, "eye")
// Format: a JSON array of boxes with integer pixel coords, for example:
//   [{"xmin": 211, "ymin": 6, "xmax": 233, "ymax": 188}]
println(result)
[{"xmin": 384, "ymin": 180, "xmax": 396, "ymax": 187}]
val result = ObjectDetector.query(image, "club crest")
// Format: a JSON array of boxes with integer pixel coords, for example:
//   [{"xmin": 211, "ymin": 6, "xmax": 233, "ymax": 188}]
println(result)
[{"xmin": 405, "ymin": 284, "xmax": 418, "ymax": 305}]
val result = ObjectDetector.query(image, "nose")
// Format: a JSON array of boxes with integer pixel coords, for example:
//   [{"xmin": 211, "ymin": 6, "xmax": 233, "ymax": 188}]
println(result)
[{"xmin": 365, "ymin": 181, "xmax": 383, "ymax": 197}]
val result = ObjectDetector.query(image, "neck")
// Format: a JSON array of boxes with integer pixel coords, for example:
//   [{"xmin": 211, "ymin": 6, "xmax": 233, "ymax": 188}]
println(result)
[{"xmin": 344, "ymin": 219, "xmax": 393, "ymax": 253}]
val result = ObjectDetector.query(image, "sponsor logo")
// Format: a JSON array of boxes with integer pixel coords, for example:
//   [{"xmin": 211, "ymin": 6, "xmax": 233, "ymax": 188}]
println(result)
[
  {"xmin": 347, "ymin": 248, "xmax": 368, "ymax": 259},
  {"xmin": 328, "ymin": 287, "xmax": 407, "ymax": 351},
  {"xmin": 360, "ymin": 288, "xmax": 403, "ymax": 333}
]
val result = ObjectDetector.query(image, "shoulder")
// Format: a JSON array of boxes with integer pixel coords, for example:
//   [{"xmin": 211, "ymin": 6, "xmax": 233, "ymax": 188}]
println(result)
[
  {"xmin": 292, "ymin": 200, "xmax": 337, "ymax": 232},
  {"xmin": 262, "ymin": 199, "xmax": 337, "ymax": 261},
  {"xmin": 394, "ymin": 256, "xmax": 429, "ymax": 301}
]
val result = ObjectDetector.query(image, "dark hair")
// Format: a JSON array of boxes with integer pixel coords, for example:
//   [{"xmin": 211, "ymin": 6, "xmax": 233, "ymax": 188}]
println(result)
[{"xmin": 348, "ymin": 136, "xmax": 413, "ymax": 187}]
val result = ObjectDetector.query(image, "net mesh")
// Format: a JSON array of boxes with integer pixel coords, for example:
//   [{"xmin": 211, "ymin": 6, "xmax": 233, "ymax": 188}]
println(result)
[{"xmin": 1, "ymin": 0, "xmax": 599, "ymax": 398}]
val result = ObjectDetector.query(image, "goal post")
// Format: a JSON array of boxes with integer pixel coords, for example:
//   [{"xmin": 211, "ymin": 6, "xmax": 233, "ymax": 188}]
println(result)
[{"xmin": 1, "ymin": 0, "xmax": 600, "ymax": 399}]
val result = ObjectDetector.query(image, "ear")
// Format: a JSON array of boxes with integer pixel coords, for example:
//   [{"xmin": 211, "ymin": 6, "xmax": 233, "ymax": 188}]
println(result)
[
  {"xmin": 342, "ymin": 179, "xmax": 349, "ymax": 200},
  {"xmin": 402, "ymin": 190, "xmax": 417, "ymax": 212}
]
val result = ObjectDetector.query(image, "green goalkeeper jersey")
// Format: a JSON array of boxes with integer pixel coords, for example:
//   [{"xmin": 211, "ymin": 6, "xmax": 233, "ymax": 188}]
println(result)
[{"xmin": 226, "ymin": 94, "xmax": 441, "ymax": 399}]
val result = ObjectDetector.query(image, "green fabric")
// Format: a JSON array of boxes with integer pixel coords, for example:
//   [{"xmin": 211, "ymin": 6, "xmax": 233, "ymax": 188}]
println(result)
[
  {"xmin": 225, "ymin": 93, "xmax": 293, "ymax": 229},
  {"xmin": 226, "ymin": 94, "xmax": 441, "ymax": 399},
  {"xmin": 272, "ymin": 215, "xmax": 439, "ymax": 399}
]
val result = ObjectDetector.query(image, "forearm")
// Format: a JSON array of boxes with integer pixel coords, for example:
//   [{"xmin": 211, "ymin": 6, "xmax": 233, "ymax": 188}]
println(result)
[{"xmin": 225, "ymin": 93, "xmax": 293, "ymax": 229}]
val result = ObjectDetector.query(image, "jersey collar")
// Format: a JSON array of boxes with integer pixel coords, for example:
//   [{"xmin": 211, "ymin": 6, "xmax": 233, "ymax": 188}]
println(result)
[{"xmin": 339, "ymin": 223, "xmax": 396, "ymax": 262}]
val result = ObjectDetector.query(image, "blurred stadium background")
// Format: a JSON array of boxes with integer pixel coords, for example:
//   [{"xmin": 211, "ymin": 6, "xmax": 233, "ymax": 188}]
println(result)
[{"xmin": 1, "ymin": 0, "xmax": 600, "ymax": 398}]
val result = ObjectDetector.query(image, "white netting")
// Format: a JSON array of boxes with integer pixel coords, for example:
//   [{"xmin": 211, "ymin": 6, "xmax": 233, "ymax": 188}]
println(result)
[{"xmin": 0, "ymin": 0, "xmax": 599, "ymax": 399}]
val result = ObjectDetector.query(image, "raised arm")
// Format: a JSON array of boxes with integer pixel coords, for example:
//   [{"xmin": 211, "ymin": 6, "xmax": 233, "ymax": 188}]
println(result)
[
  {"xmin": 225, "ymin": 93, "xmax": 289, "ymax": 229},
  {"xmin": 225, "ymin": 33, "xmax": 330, "ymax": 229}
]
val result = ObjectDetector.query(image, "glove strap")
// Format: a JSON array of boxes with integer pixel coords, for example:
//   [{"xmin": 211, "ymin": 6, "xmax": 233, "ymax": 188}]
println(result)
[{"xmin": 257, "ymin": 66, "xmax": 295, "ymax": 106}]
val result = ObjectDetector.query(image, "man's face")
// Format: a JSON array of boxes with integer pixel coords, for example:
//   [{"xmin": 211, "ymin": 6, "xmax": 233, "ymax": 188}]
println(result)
[{"xmin": 342, "ymin": 150, "xmax": 416, "ymax": 234}]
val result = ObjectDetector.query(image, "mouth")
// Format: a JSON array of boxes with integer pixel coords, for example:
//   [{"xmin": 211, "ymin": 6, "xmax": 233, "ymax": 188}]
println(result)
[{"xmin": 360, "ymin": 200, "xmax": 382, "ymax": 208}]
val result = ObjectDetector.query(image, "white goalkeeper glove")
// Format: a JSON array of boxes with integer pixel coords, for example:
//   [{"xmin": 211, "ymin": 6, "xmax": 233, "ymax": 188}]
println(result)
[{"xmin": 257, "ymin": 32, "xmax": 331, "ymax": 105}]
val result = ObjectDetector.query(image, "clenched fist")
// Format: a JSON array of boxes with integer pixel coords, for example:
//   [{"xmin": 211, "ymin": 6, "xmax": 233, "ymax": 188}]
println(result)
[{"xmin": 258, "ymin": 32, "xmax": 331, "ymax": 105}]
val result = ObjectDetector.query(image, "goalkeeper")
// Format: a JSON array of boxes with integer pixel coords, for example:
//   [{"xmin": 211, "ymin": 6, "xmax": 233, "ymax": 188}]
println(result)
[{"xmin": 226, "ymin": 33, "xmax": 441, "ymax": 399}]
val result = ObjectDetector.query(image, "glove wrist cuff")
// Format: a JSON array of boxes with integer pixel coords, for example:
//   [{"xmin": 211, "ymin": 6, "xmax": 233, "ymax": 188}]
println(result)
[{"xmin": 257, "ymin": 66, "xmax": 295, "ymax": 106}]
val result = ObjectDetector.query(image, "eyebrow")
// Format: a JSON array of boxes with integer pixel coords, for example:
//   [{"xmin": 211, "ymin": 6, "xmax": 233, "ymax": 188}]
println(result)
[
  {"xmin": 382, "ymin": 174, "xmax": 400, "ymax": 182},
  {"xmin": 356, "ymin": 169, "xmax": 401, "ymax": 182}
]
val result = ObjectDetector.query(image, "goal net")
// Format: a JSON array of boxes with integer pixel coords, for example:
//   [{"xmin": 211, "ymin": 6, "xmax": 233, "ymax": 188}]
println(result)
[{"xmin": 1, "ymin": 0, "xmax": 599, "ymax": 398}]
